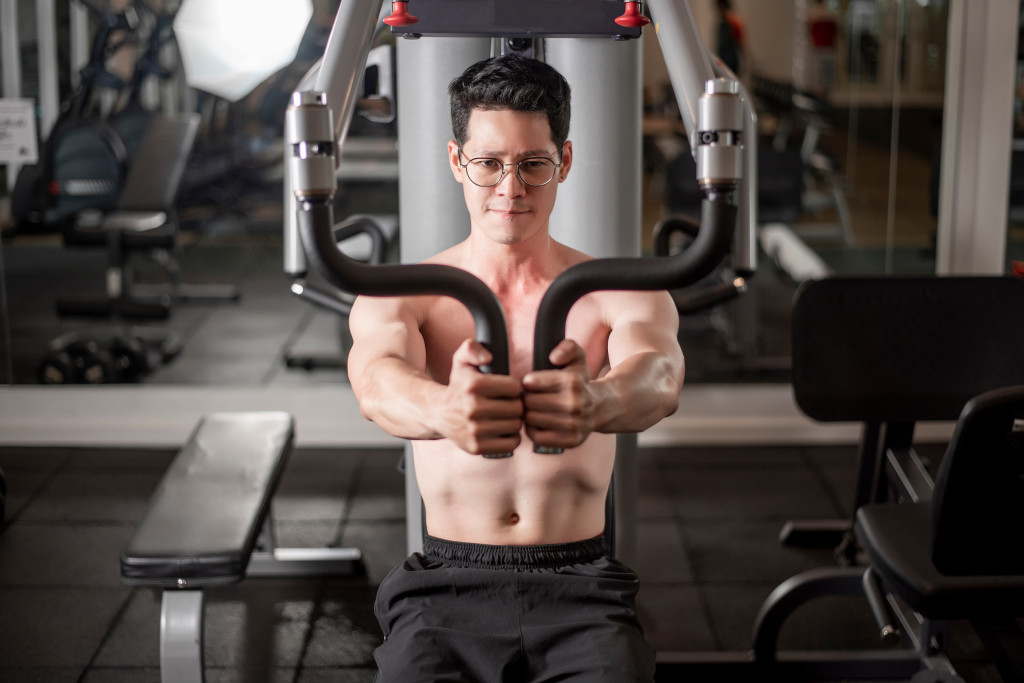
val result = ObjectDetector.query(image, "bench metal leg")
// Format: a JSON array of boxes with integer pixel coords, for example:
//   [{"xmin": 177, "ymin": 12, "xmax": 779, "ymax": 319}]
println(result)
[
  {"xmin": 161, "ymin": 590, "xmax": 204, "ymax": 683},
  {"xmin": 247, "ymin": 547, "xmax": 363, "ymax": 577},
  {"xmin": 245, "ymin": 514, "xmax": 364, "ymax": 578}
]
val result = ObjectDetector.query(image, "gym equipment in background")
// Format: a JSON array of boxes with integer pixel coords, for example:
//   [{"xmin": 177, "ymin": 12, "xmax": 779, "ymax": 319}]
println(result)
[
  {"xmin": 108, "ymin": 0, "xmax": 183, "ymax": 158},
  {"xmin": 37, "ymin": 113, "xmax": 238, "ymax": 384},
  {"xmin": 11, "ymin": 0, "xmax": 140, "ymax": 234},
  {"xmin": 852, "ymin": 384, "xmax": 1024, "ymax": 683},
  {"xmin": 37, "ymin": 326, "xmax": 182, "ymax": 385},
  {"xmin": 285, "ymin": 214, "xmax": 398, "ymax": 371},
  {"xmin": 120, "ymin": 412, "xmax": 364, "ymax": 683}
]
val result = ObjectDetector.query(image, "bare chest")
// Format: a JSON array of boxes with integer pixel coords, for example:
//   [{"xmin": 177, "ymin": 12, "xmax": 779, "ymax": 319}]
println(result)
[{"xmin": 420, "ymin": 292, "xmax": 609, "ymax": 381}]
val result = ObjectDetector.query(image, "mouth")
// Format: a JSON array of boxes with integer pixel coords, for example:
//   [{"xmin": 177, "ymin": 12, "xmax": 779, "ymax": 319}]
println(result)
[{"xmin": 489, "ymin": 207, "xmax": 529, "ymax": 217}]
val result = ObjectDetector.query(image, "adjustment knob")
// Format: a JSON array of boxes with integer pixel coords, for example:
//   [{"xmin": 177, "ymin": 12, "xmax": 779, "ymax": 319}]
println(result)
[
  {"xmin": 383, "ymin": 0, "xmax": 418, "ymax": 26},
  {"xmin": 615, "ymin": 1, "xmax": 650, "ymax": 28}
]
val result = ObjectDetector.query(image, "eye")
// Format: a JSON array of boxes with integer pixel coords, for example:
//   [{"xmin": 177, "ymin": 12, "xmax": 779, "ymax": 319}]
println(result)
[
  {"xmin": 522, "ymin": 159, "xmax": 550, "ymax": 169},
  {"xmin": 474, "ymin": 158, "xmax": 502, "ymax": 169}
]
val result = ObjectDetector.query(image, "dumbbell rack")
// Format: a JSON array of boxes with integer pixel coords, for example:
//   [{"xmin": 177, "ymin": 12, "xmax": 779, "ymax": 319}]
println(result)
[{"xmin": 37, "ymin": 326, "xmax": 183, "ymax": 385}]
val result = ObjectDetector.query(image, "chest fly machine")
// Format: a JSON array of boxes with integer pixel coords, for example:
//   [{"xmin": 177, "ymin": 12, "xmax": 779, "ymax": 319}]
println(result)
[{"xmin": 285, "ymin": 0, "xmax": 773, "ymax": 677}]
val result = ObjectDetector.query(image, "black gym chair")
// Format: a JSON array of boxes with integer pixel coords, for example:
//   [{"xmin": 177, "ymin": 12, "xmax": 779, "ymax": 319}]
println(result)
[
  {"xmin": 759, "ymin": 275, "xmax": 1024, "ymax": 680},
  {"xmin": 56, "ymin": 112, "xmax": 239, "ymax": 319},
  {"xmin": 39, "ymin": 113, "xmax": 239, "ymax": 384},
  {"xmin": 853, "ymin": 384, "xmax": 1024, "ymax": 682}
]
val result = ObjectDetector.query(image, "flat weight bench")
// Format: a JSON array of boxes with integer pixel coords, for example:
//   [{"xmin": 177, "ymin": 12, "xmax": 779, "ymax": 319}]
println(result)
[{"xmin": 120, "ymin": 411, "xmax": 363, "ymax": 683}]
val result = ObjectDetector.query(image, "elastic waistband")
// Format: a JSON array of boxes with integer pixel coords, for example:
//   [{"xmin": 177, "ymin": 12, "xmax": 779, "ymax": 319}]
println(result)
[{"xmin": 423, "ymin": 535, "xmax": 607, "ymax": 571}]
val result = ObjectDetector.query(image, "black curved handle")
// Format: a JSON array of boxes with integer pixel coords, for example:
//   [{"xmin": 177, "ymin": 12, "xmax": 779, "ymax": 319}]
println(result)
[
  {"xmin": 533, "ymin": 196, "xmax": 737, "ymax": 372},
  {"xmin": 298, "ymin": 201, "xmax": 509, "ymax": 376},
  {"xmin": 528, "ymin": 197, "xmax": 735, "ymax": 455},
  {"xmin": 652, "ymin": 214, "xmax": 700, "ymax": 258}
]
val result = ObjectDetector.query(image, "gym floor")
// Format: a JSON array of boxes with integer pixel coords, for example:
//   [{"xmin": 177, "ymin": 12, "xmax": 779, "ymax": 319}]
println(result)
[{"xmin": 0, "ymin": 439, "xmax": 1008, "ymax": 682}]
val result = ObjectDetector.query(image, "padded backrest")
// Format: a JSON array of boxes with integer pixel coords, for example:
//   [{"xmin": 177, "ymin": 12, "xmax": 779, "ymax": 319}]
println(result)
[
  {"xmin": 930, "ymin": 385, "xmax": 1024, "ymax": 576},
  {"xmin": 791, "ymin": 276, "xmax": 1024, "ymax": 423},
  {"xmin": 117, "ymin": 113, "xmax": 201, "ymax": 212}
]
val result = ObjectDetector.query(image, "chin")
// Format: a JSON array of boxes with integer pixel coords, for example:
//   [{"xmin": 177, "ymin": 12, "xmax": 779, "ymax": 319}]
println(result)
[{"xmin": 490, "ymin": 232, "xmax": 525, "ymax": 246}]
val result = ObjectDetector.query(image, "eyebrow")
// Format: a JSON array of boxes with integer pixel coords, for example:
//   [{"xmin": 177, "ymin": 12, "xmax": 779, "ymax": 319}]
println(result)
[{"xmin": 469, "ymin": 149, "xmax": 557, "ymax": 158}]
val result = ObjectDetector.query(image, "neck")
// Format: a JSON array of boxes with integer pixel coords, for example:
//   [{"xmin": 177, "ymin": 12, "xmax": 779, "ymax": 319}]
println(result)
[{"xmin": 465, "ymin": 227, "xmax": 558, "ymax": 294}]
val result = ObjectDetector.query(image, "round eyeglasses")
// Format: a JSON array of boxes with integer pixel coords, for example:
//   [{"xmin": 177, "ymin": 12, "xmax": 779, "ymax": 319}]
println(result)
[{"xmin": 457, "ymin": 149, "xmax": 562, "ymax": 187}]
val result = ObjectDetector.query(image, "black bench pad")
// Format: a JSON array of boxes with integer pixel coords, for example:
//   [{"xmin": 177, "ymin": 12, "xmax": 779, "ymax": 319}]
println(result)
[
  {"xmin": 120, "ymin": 411, "xmax": 294, "ymax": 588},
  {"xmin": 855, "ymin": 502, "xmax": 1024, "ymax": 619}
]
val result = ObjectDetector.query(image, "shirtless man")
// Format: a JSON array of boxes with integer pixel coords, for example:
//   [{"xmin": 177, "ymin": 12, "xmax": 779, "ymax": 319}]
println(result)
[{"xmin": 348, "ymin": 54, "xmax": 683, "ymax": 682}]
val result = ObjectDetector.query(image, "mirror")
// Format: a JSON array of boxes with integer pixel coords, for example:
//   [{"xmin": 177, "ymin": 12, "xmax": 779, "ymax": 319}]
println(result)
[{"xmin": 3, "ymin": 0, "xmax": 1019, "ymax": 390}]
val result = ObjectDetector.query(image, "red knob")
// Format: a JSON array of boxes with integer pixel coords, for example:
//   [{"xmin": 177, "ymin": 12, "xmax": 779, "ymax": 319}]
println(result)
[
  {"xmin": 615, "ymin": 1, "xmax": 649, "ymax": 28},
  {"xmin": 383, "ymin": 1, "xmax": 418, "ymax": 26}
]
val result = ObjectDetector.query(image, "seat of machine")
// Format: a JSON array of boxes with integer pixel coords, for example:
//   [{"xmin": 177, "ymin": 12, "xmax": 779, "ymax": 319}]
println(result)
[
  {"xmin": 854, "ymin": 502, "xmax": 1024, "ymax": 618},
  {"xmin": 854, "ymin": 384, "xmax": 1024, "ymax": 626},
  {"xmin": 63, "ymin": 208, "xmax": 176, "ymax": 248}
]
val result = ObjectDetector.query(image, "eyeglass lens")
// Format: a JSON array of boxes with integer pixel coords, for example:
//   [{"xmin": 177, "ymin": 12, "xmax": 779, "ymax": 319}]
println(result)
[{"xmin": 465, "ymin": 158, "xmax": 557, "ymax": 187}]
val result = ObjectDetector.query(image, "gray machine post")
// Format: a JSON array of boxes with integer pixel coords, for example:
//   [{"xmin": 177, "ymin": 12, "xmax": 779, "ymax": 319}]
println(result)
[
  {"xmin": 396, "ymin": 36, "xmax": 491, "ymax": 554},
  {"xmin": 546, "ymin": 38, "xmax": 643, "ymax": 260},
  {"xmin": 546, "ymin": 37, "xmax": 644, "ymax": 567},
  {"xmin": 397, "ymin": 37, "xmax": 490, "ymax": 261}
]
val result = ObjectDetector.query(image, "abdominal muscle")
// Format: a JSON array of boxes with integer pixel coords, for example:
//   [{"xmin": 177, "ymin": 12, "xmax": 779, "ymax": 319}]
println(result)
[{"xmin": 412, "ymin": 430, "xmax": 615, "ymax": 546}]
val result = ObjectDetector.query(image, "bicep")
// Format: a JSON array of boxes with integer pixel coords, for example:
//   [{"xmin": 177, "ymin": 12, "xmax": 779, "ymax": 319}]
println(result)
[
  {"xmin": 347, "ymin": 295, "xmax": 427, "ymax": 390},
  {"xmin": 605, "ymin": 290, "xmax": 682, "ymax": 369}
]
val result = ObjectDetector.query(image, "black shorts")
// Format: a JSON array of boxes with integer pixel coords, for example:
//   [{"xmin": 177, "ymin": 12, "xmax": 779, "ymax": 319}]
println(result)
[{"xmin": 373, "ymin": 535, "xmax": 655, "ymax": 682}]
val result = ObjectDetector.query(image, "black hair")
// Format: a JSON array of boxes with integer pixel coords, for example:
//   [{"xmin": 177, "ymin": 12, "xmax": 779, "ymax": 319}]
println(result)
[{"xmin": 448, "ymin": 54, "xmax": 571, "ymax": 149}]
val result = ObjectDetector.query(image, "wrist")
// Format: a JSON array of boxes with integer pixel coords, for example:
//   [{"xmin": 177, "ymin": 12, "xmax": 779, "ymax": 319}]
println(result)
[{"xmin": 590, "ymin": 379, "xmax": 621, "ymax": 433}]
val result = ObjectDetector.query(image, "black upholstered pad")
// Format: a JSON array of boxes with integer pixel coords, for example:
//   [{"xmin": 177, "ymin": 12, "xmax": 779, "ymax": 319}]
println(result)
[
  {"xmin": 792, "ymin": 276, "xmax": 1024, "ymax": 423},
  {"xmin": 120, "ymin": 411, "xmax": 294, "ymax": 587},
  {"xmin": 854, "ymin": 502, "xmax": 1024, "ymax": 619}
]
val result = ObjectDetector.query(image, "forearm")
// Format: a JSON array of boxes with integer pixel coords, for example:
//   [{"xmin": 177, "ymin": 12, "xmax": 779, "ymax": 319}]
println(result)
[
  {"xmin": 352, "ymin": 357, "xmax": 448, "ymax": 440},
  {"xmin": 592, "ymin": 351, "xmax": 683, "ymax": 434}
]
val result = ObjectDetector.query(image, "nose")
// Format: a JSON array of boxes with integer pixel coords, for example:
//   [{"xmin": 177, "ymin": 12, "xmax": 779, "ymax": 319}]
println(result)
[{"xmin": 495, "ymin": 164, "xmax": 526, "ymax": 197}]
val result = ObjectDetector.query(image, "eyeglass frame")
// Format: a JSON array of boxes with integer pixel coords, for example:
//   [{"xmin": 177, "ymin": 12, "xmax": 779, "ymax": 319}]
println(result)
[{"xmin": 456, "ymin": 148, "xmax": 564, "ymax": 188}]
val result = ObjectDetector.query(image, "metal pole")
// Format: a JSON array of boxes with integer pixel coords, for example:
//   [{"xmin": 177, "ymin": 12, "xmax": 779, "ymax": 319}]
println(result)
[
  {"xmin": 314, "ymin": 0, "xmax": 386, "ymax": 152},
  {"xmin": 0, "ymin": 0, "xmax": 21, "ymax": 98},
  {"xmin": 647, "ymin": 0, "xmax": 716, "ymax": 149},
  {"xmin": 936, "ymin": 0, "xmax": 1018, "ymax": 274},
  {"xmin": 70, "ymin": 0, "xmax": 90, "ymax": 92},
  {"xmin": 1, "ymin": 0, "xmax": 22, "ymax": 190},
  {"xmin": 36, "ymin": 0, "xmax": 60, "ymax": 139}
]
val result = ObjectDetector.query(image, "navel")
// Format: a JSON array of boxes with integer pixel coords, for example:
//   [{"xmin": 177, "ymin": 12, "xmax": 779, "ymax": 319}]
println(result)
[{"xmin": 507, "ymin": 512, "xmax": 521, "ymax": 525}]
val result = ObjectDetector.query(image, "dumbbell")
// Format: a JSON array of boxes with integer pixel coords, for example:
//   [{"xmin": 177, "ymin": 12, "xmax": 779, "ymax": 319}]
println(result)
[
  {"xmin": 111, "ymin": 335, "xmax": 151, "ymax": 382},
  {"xmin": 38, "ymin": 349, "xmax": 79, "ymax": 385},
  {"xmin": 67, "ymin": 339, "xmax": 120, "ymax": 384}
]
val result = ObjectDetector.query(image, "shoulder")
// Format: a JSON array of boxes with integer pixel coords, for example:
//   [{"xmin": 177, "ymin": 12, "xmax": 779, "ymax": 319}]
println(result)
[
  {"xmin": 550, "ymin": 240, "xmax": 594, "ymax": 271},
  {"xmin": 422, "ymin": 241, "xmax": 466, "ymax": 267},
  {"xmin": 590, "ymin": 288, "xmax": 677, "ymax": 324},
  {"xmin": 351, "ymin": 242, "xmax": 469, "ymax": 323},
  {"xmin": 349, "ymin": 292, "xmax": 424, "ymax": 335}
]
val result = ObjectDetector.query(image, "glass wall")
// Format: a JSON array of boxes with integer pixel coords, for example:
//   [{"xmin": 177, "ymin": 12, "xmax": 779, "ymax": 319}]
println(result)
[
  {"xmin": 0, "ymin": 0, "xmax": 379, "ymax": 389},
  {"xmin": 1009, "ymin": 4, "xmax": 1024, "ymax": 273},
  {"xmin": 639, "ymin": 0, "xmax": 968, "ymax": 381},
  {"xmin": 0, "ymin": 0, "xmax": 1018, "ymax": 390}
]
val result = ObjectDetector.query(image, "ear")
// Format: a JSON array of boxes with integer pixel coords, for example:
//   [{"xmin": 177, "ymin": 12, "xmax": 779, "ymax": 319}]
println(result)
[
  {"xmin": 557, "ymin": 140, "xmax": 573, "ymax": 183},
  {"xmin": 448, "ymin": 140, "xmax": 464, "ymax": 183}
]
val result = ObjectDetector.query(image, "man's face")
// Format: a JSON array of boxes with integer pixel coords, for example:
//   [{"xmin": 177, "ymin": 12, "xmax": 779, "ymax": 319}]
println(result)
[{"xmin": 448, "ymin": 108, "xmax": 572, "ymax": 246}]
